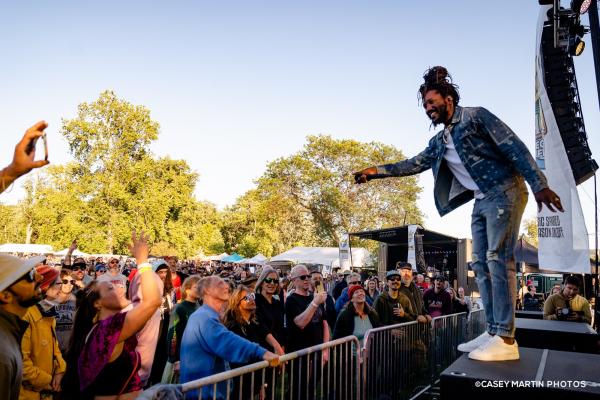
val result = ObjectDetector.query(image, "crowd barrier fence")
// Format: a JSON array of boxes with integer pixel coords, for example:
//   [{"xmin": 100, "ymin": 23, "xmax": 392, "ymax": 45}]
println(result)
[
  {"xmin": 182, "ymin": 310, "xmax": 486, "ymax": 400},
  {"xmin": 181, "ymin": 335, "xmax": 361, "ymax": 400}
]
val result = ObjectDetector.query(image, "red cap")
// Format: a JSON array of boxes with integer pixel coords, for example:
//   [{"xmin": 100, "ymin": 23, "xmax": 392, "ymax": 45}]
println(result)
[
  {"xmin": 35, "ymin": 265, "xmax": 59, "ymax": 292},
  {"xmin": 347, "ymin": 284, "xmax": 364, "ymax": 300}
]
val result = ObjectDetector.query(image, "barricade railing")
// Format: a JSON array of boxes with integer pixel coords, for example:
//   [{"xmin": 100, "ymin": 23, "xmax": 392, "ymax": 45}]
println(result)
[
  {"xmin": 181, "ymin": 335, "xmax": 361, "ymax": 400},
  {"xmin": 467, "ymin": 308, "xmax": 486, "ymax": 340},
  {"xmin": 361, "ymin": 320, "xmax": 429, "ymax": 400},
  {"xmin": 429, "ymin": 312, "xmax": 467, "ymax": 378},
  {"xmin": 361, "ymin": 312, "xmax": 472, "ymax": 400}
]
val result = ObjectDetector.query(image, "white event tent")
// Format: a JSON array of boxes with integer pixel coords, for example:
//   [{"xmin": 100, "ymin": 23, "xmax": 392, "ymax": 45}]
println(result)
[
  {"xmin": 270, "ymin": 247, "xmax": 371, "ymax": 272},
  {"xmin": 0, "ymin": 243, "xmax": 54, "ymax": 254}
]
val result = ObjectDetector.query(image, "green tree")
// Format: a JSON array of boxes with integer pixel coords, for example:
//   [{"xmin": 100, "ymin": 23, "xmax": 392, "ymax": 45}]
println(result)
[
  {"xmin": 221, "ymin": 135, "xmax": 423, "ymax": 255},
  {"xmin": 11, "ymin": 90, "xmax": 223, "ymax": 258},
  {"xmin": 522, "ymin": 217, "xmax": 538, "ymax": 247}
]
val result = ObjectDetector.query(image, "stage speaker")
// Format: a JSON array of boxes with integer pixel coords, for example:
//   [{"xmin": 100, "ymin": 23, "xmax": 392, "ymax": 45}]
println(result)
[{"xmin": 541, "ymin": 23, "xmax": 598, "ymax": 185}]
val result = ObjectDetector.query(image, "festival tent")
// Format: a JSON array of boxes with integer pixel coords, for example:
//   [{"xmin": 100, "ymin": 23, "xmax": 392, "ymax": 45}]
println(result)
[
  {"xmin": 270, "ymin": 247, "xmax": 371, "ymax": 270},
  {"xmin": 206, "ymin": 252, "xmax": 229, "ymax": 261},
  {"xmin": 53, "ymin": 248, "xmax": 90, "ymax": 257},
  {"xmin": 0, "ymin": 243, "xmax": 54, "ymax": 254},
  {"xmin": 221, "ymin": 253, "xmax": 244, "ymax": 263},
  {"xmin": 239, "ymin": 254, "xmax": 268, "ymax": 265}
]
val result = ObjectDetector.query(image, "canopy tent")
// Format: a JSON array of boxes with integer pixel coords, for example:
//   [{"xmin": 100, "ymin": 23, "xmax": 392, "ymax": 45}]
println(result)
[
  {"xmin": 0, "ymin": 243, "xmax": 54, "ymax": 254},
  {"xmin": 221, "ymin": 253, "xmax": 244, "ymax": 263},
  {"xmin": 270, "ymin": 247, "xmax": 371, "ymax": 270},
  {"xmin": 239, "ymin": 254, "xmax": 268, "ymax": 265},
  {"xmin": 206, "ymin": 252, "xmax": 229, "ymax": 261},
  {"xmin": 53, "ymin": 248, "xmax": 90, "ymax": 257}
]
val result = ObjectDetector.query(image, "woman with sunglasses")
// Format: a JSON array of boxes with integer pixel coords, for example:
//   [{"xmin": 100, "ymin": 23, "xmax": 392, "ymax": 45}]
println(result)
[
  {"xmin": 223, "ymin": 285, "xmax": 284, "ymax": 399},
  {"xmin": 45, "ymin": 269, "xmax": 77, "ymax": 354},
  {"xmin": 255, "ymin": 266, "xmax": 286, "ymax": 353}
]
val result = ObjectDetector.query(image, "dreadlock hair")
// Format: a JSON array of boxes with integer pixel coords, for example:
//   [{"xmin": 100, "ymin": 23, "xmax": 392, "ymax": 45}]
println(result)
[{"xmin": 417, "ymin": 66, "xmax": 460, "ymax": 106}]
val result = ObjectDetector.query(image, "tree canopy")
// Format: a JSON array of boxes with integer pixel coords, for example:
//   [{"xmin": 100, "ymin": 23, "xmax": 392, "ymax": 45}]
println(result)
[{"xmin": 1, "ymin": 92, "xmax": 424, "ymax": 259}]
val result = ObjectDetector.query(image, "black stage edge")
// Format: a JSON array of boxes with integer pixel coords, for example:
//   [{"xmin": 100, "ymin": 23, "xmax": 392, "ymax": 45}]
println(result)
[
  {"xmin": 514, "ymin": 318, "xmax": 599, "ymax": 353},
  {"xmin": 440, "ymin": 347, "xmax": 600, "ymax": 400}
]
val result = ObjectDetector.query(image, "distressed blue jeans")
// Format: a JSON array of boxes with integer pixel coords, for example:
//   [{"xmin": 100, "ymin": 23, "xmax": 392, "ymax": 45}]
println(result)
[{"xmin": 470, "ymin": 180, "xmax": 528, "ymax": 338}]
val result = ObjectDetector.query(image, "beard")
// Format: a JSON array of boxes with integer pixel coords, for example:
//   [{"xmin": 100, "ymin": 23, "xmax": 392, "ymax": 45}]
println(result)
[
  {"xmin": 19, "ymin": 292, "xmax": 44, "ymax": 308},
  {"xmin": 427, "ymin": 103, "xmax": 449, "ymax": 127}
]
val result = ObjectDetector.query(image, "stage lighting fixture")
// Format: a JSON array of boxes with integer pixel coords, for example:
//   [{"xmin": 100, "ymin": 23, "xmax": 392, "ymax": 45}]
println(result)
[
  {"xmin": 571, "ymin": 0, "xmax": 592, "ymax": 14},
  {"xmin": 570, "ymin": 37, "xmax": 586, "ymax": 56}
]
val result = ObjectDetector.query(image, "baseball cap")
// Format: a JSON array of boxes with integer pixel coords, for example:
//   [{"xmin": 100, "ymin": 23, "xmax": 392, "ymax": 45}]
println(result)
[
  {"xmin": 152, "ymin": 259, "xmax": 168, "ymax": 272},
  {"xmin": 36, "ymin": 265, "xmax": 60, "ymax": 292},
  {"xmin": 396, "ymin": 262, "xmax": 413, "ymax": 270},
  {"xmin": 0, "ymin": 254, "xmax": 46, "ymax": 292},
  {"xmin": 386, "ymin": 270, "xmax": 401, "ymax": 279}
]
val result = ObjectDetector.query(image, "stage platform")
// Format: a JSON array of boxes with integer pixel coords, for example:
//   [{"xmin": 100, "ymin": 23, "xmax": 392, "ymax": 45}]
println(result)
[
  {"xmin": 440, "ymin": 347, "xmax": 600, "ymax": 399},
  {"xmin": 515, "ymin": 318, "xmax": 599, "ymax": 353}
]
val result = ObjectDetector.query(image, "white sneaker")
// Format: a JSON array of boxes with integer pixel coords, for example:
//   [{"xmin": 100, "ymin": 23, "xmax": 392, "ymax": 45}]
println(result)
[
  {"xmin": 457, "ymin": 332, "xmax": 493, "ymax": 353},
  {"xmin": 468, "ymin": 335, "xmax": 519, "ymax": 361}
]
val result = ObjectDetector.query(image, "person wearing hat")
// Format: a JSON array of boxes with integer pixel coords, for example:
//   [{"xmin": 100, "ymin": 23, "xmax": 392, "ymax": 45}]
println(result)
[
  {"xmin": 333, "ymin": 284, "xmax": 381, "ymax": 344},
  {"xmin": 373, "ymin": 270, "xmax": 414, "ymax": 326},
  {"xmin": 66, "ymin": 257, "xmax": 90, "ymax": 292},
  {"xmin": 20, "ymin": 266, "xmax": 67, "ymax": 400},
  {"xmin": 0, "ymin": 254, "xmax": 44, "ymax": 400},
  {"xmin": 422, "ymin": 275, "xmax": 453, "ymax": 318},
  {"xmin": 241, "ymin": 274, "xmax": 258, "ymax": 291}
]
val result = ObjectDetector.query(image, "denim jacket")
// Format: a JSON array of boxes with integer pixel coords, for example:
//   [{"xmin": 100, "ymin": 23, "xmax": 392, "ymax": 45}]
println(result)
[{"xmin": 377, "ymin": 106, "xmax": 548, "ymax": 216}]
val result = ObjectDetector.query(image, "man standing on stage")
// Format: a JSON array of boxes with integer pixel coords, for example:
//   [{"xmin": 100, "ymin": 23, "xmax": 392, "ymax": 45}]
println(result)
[{"xmin": 354, "ymin": 66, "xmax": 563, "ymax": 361}]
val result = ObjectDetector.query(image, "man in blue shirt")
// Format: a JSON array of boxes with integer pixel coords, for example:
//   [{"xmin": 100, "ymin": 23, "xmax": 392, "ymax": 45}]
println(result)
[
  {"xmin": 180, "ymin": 276, "xmax": 279, "ymax": 399},
  {"xmin": 354, "ymin": 66, "xmax": 563, "ymax": 361}
]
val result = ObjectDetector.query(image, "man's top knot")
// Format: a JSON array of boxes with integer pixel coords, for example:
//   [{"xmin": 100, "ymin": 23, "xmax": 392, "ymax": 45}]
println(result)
[{"xmin": 423, "ymin": 66, "xmax": 451, "ymax": 85}]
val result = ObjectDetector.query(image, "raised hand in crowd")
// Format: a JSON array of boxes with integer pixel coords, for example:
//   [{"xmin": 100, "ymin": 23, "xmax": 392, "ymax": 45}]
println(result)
[{"xmin": 1, "ymin": 121, "xmax": 50, "ymax": 194}]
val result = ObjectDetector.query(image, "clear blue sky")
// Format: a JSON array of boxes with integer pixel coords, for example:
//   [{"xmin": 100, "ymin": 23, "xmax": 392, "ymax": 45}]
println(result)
[{"xmin": 1, "ymin": 1, "xmax": 599, "ymax": 244}]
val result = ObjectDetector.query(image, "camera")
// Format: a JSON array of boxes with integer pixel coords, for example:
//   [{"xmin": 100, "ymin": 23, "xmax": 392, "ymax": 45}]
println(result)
[{"xmin": 556, "ymin": 307, "xmax": 571, "ymax": 320}]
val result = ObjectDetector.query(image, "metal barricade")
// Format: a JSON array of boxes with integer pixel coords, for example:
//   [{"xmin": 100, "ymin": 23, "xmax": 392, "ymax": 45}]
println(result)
[
  {"xmin": 181, "ymin": 335, "xmax": 361, "ymax": 400},
  {"xmin": 429, "ymin": 312, "xmax": 468, "ymax": 377},
  {"xmin": 361, "ymin": 320, "xmax": 430, "ymax": 400},
  {"xmin": 467, "ymin": 308, "xmax": 486, "ymax": 341}
]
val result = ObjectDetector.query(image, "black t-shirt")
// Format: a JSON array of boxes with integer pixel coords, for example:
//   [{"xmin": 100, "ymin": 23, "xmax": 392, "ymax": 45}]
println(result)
[
  {"xmin": 227, "ymin": 320, "xmax": 270, "ymax": 372},
  {"xmin": 255, "ymin": 293, "xmax": 286, "ymax": 348},
  {"xmin": 285, "ymin": 292, "xmax": 326, "ymax": 352}
]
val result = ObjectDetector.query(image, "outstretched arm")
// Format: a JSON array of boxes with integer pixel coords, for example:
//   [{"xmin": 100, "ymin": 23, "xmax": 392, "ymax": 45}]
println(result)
[{"xmin": 354, "ymin": 142, "xmax": 438, "ymax": 184}]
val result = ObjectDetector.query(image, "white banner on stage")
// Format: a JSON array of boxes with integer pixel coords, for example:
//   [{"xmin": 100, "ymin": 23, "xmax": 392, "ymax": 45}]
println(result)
[
  {"xmin": 534, "ymin": 6, "xmax": 590, "ymax": 273},
  {"xmin": 407, "ymin": 224, "xmax": 418, "ymax": 270}
]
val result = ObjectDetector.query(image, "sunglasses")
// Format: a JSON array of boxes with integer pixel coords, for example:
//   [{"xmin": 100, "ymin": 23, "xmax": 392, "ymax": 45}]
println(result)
[
  {"xmin": 18, "ymin": 268, "xmax": 36, "ymax": 283},
  {"xmin": 388, "ymin": 277, "xmax": 401, "ymax": 282},
  {"xmin": 62, "ymin": 279, "xmax": 75, "ymax": 285},
  {"xmin": 295, "ymin": 274, "xmax": 310, "ymax": 281},
  {"xmin": 97, "ymin": 269, "xmax": 106, "ymax": 273},
  {"xmin": 109, "ymin": 260, "xmax": 119, "ymax": 264},
  {"xmin": 348, "ymin": 281, "xmax": 360, "ymax": 285},
  {"xmin": 71, "ymin": 265, "xmax": 85, "ymax": 271},
  {"xmin": 263, "ymin": 278, "xmax": 279, "ymax": 284},
  {"xmin": 243, "ymin": 292, "xmax": 256, "ymax": 302}
]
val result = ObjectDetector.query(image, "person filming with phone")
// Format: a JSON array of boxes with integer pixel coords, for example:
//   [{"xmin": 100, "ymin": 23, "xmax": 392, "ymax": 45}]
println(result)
[
  {"xmin": 1, "ymin": 121, "xmax": 49, "ymax": 194},
  {"xmin": 543, "ymin": 275, "xmax": 591, "ymax": 324}
]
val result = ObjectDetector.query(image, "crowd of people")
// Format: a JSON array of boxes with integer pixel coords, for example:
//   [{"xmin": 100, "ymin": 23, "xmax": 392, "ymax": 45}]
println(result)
[{"xmin": 1, "ymin": 237, "xmax": 480, "ymax": 400}]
